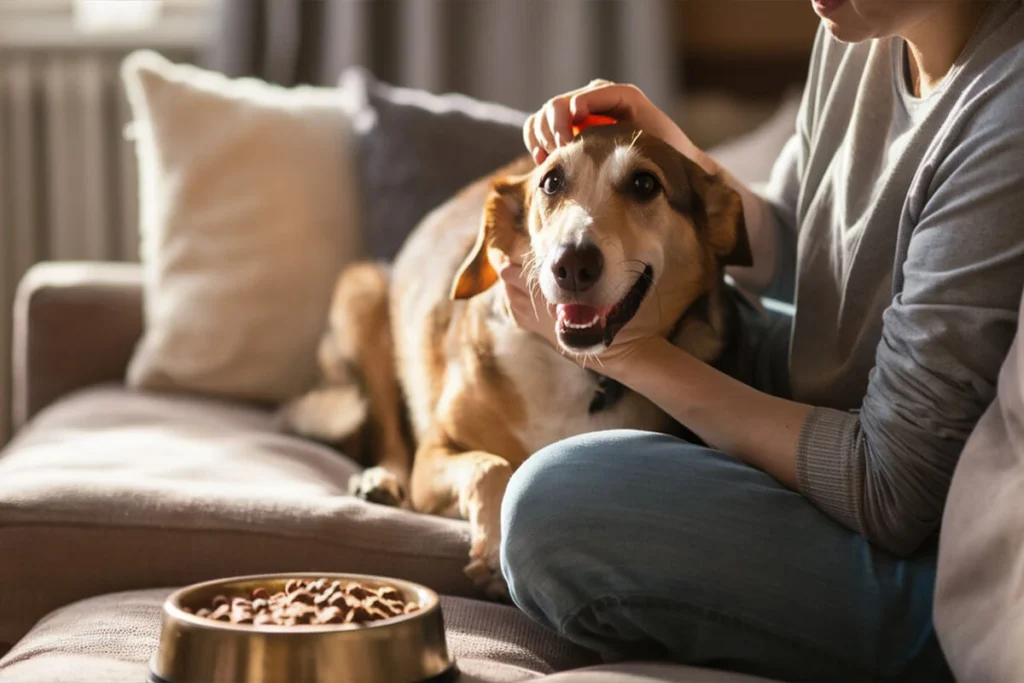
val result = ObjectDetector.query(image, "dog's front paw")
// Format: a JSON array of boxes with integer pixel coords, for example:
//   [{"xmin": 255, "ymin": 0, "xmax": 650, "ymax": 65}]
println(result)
[
  {"xmin": 465, "ymin": 536, "xmax": 510, "ymax": 602},
  {"xmin": 349, "ymin": 467, "xmax": 407, "ymax": 507}
]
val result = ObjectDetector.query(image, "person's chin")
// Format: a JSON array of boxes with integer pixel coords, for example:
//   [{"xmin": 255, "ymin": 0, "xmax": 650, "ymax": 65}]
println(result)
[
  {"xmin": 821, "ymin": 16, "xmax": 876, "ymax": 43},
  {"xmin": 815, "ymin": 0, "xmax": 874, "ymax": 43}
]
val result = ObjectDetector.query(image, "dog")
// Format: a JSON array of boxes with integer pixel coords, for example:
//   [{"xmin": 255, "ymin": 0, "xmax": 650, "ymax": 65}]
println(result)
[{"xmin": 280, "ymin": 122, "xmax": 752, "ymax": 599}]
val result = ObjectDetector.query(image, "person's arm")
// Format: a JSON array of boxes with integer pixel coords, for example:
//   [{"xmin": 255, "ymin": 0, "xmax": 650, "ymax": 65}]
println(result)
[
  {"xmin": 603, "ymin": 336, "xmax": 810, "ymax": 490},
  {"xmin": 603, "ymin": 100, "xmax": 1024, "ymax": 557}
]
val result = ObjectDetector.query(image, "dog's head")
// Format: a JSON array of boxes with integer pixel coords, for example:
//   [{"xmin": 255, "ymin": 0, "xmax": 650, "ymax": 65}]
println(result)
[{"xmin": 451, "ymin": 123, "xmax": 751, "ymax": 357}]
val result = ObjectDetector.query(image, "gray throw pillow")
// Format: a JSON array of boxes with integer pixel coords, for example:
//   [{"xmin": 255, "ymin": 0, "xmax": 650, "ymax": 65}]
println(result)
[{"xmin": 338, "ymin": 67, "xmax": 529, "ymax": 261}]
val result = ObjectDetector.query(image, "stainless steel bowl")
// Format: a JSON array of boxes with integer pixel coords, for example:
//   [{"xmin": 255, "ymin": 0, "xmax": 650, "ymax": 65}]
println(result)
[{"xmin": 148, "ymin": 573, "xmax": 455, "ymax": 683}]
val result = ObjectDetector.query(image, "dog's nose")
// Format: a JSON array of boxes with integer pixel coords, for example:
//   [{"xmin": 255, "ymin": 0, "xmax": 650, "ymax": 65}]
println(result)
[{"xmin": 551, "ymin": 243, "xmax": 604, "ymax": 293}]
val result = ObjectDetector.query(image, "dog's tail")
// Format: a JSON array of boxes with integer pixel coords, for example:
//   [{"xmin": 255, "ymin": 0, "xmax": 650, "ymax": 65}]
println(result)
[{"xmin": 278, "ymin": 262, "xmax": 411, "ymax": 474}]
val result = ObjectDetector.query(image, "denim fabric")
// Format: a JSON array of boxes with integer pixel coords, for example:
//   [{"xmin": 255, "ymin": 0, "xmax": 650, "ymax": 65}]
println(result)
[{"xmin": 500, "ymin": 430, "xmax": 952, "ymax": 683}]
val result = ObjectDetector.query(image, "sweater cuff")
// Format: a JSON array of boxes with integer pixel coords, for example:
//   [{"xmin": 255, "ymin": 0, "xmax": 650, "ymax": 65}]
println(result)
[{"xmin": 796, "ymin": 407, "xmax": 864, "ymax": 534}]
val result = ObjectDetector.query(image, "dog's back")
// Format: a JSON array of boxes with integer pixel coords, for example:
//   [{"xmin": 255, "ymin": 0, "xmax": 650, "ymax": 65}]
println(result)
[{"xmin": 389, "ymin": 162, "xmax": 530, "ymax": 443}]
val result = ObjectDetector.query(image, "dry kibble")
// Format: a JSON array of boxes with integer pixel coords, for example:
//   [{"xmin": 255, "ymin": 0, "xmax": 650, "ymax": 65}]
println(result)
[
  {"xmin": 286, "ymin": 590, "xmax": 316, "ymax": 606},
  {"xmin": 345, "ymin": 605, "xmax": 372, "ymax": 624},
  {"xmin": 379, "ymin": 600, "xmax": 404, "ymax": 616},
  {"xmin": 188, "ymin": 578, "xmax": 419, "ymax": 627},
  {"xmin": 377, "ymin": 587, "xmax": 401, "ymax": 602},
  {"xmin": 318, "ymin": 606, "xmax": 344, "ymax": 624},
  {"xmin": 232, "ymin": 608, "xmax": 253, "ymax": 625},
  {"xmin": 349, "ymin": 584, "xmax": 371, "ymax": 599},
  {"xmin": 293, "ymin": 608, "xmax": 316, "ymax": 624},
  {"xmin": 285, "ymin": 602, "xmax": 311, "ymax": 618}
]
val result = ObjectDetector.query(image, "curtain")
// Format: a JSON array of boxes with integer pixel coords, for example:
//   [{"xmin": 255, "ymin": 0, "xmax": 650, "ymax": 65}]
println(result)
[{"xmin": 204, "ymin": 0, "xmax": 676, "ymax": 113}]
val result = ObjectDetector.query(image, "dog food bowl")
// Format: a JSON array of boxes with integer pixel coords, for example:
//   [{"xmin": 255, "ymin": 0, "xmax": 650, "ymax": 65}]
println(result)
[{"xmin": 148, "ymin": 573, "xmax": 456, "ymax": 683}]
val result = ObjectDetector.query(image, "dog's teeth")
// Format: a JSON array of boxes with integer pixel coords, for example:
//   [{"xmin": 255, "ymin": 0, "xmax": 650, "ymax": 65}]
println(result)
[{"xmin": 562, "ymin": 314, "xmax": 601, "ymax": 330}]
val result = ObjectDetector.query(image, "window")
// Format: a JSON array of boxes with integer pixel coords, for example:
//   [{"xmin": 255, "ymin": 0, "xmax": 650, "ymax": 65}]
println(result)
[
  {"xmin": 75, "ymin": 1, "xmax": 167, "ymax": 33},
  {"xmin": 0, "ymin": 0, "xmax": 211, "ymax": 48}
]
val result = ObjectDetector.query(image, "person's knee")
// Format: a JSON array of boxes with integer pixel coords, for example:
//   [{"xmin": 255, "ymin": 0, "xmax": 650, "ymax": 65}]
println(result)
[
  {"xmin": 502, "ymin": 430, "xmax": 649, "ymax": 543},
  {"xmin": 500, "ymin": 429, "xmax": 682, "ymax": 622},
  {"xmin": 501, "ymin": 432, "xmax": 614, "ymax": 615}
]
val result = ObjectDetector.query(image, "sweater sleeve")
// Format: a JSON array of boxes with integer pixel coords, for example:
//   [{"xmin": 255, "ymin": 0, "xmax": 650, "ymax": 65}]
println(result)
[{"xmin": 796, "ymin": 90, "xmax": 1024, "ymax": 557}]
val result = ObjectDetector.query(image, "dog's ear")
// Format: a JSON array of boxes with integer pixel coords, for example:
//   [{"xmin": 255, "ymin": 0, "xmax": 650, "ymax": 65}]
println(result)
[
  {"xmin": 450, "ymin": 177, "xmax": 527, "ymax": 300},
  {"xmin": 686, "ymin": 164, "xmax": 753, "ymax": 268}
]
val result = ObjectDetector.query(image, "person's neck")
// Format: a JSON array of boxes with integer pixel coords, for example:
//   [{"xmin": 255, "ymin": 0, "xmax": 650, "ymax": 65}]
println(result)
[{"xmin": 903, "ymin": 1, "xmax": 992, "ymax": 97}]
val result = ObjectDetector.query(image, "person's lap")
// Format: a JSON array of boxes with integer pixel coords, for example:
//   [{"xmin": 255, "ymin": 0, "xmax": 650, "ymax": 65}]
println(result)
[{"xmin": 499, "ymin": 429, "xmax": 952, "ymax": 683}]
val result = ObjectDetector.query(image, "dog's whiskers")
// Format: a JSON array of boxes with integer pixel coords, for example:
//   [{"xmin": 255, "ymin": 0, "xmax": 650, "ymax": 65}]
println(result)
[
  {"xmin": 627, "ymin": 130, "xmax": 643, "ymax": 153},
  {"xmin": 520, "ymin": 251, "xmax": 554, "ymax": 327}
]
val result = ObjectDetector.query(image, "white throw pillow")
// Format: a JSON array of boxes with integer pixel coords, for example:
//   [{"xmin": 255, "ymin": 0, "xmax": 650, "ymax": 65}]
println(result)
[{"xmin": 120, "ymin": 51, "xmax": 362, "ymax": 404}]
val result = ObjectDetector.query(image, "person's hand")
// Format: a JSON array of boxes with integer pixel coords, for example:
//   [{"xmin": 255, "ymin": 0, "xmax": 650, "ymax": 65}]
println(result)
[
  {"xmin": 497, "ymin": 260, "xmax": 671, "ymax": 376},
  {"xmin": 497, "ymin": 262, "xmax": 559, "ymax": 348},
  {"xmin": 523, "ymin": 79, "xmax": 718, "ymax": 175}
]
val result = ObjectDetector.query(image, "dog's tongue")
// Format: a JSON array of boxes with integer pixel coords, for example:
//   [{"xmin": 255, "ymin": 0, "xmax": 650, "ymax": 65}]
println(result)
[{"xmin": 558, "ymin": 304, "xmax": 601, "ymax": 326}]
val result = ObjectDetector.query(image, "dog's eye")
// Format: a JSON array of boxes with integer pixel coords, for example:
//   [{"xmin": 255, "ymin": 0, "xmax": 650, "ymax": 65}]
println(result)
[
  {"xmin": 630, "ymin": 172, "xmax": 661, "ymax": 201},
  {"xmin": 541, "ymin": 169, "xmax": 564, "ymax": 196}
]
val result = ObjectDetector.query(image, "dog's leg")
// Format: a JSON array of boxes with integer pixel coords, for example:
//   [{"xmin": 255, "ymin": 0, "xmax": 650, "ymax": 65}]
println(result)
[
  {"xmin": 280, "ymin": 262, "xmax": 412, "ymax": 506},
  {"xmin": 411, "ymin": 437, "xmax": 513, "ymax": 601},
  {"xmin": 326, "ymin": 263, "xmax": 413, "ymax": 507}
]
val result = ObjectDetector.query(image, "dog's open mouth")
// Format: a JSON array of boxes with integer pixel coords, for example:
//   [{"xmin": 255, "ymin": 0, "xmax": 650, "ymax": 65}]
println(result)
[{"xmin": 554, "ymin": 265, "xmax": 653, "ymax": 352}]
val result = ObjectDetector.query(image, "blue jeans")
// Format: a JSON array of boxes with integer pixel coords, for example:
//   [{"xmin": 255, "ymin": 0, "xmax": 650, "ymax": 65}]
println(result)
[{"xmin": 499, "ymin": 430, "xmax": 952, "ymax": 683}]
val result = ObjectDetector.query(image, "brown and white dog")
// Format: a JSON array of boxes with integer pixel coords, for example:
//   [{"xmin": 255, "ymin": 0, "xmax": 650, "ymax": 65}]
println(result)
[{"xmin": 280, "ymin": 122, "xmax": 752, "ymax": 598}]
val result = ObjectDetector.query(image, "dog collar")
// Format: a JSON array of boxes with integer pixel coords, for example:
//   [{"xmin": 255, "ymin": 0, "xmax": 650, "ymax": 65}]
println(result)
[{"xmin": 587, "ymin": 370, "xmax": 626, "ymax": 415}]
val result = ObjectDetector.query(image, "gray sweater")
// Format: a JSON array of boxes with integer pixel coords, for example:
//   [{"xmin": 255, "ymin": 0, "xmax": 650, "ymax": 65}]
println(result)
[{"xmin": 758, "ymin": 1, "xmax": 1024, "ymax": 556}]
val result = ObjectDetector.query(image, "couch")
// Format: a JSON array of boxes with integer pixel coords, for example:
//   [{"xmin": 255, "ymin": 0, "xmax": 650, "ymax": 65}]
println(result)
[
  {"xmin": 0, "ymin": 52, "xmax": 814, "ymax": 682},
  {"xmin": 0, "ymin": 261, "xmax": 786, "ymax": 682}
]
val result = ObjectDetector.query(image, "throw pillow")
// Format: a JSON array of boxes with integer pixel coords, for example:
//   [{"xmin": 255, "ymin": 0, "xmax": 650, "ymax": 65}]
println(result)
[
  {"xmin": 121, "ymin": 50, "xmax": 362, "ymax": 404},
  {"xmin": 338, "ymin": 67, "xmax": 528, "ymax": 261}
]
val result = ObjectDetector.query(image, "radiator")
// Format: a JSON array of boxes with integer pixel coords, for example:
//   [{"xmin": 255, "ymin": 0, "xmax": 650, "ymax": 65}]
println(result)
[{"xmin": 0, "ymin": 45, "xmax": 192, "ymax": 445}]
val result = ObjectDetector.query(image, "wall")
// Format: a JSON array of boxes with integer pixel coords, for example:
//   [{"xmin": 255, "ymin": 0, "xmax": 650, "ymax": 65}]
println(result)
[
  {"xmin": 678, "ymin": 1, "xmax": 818, "ymax": 96},
  {"xmin": 674, "ymin": 1, "xmax": 818, "ymax": 147}
]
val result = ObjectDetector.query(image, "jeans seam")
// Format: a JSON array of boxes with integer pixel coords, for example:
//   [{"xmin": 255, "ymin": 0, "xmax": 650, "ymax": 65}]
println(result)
[{"xmin": 558, "ymin": 592, "xmax": 876, "ymax": 679}]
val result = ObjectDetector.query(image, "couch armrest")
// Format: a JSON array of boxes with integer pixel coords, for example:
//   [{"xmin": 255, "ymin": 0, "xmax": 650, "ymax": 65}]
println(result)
[{"xmin": 12, "ymin": 262, "xmax": 143, "ymax": 429}]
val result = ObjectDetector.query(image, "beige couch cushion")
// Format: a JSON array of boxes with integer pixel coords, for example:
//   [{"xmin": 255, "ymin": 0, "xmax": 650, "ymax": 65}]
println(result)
[
  {"xmin": 120, "ymin": 50, "xmax": 362, "ymax": 404},
  {"xmin": 934, "ymin": 291, "xmax": 1024, "ymax": 681},
  {"xmin": 0, "ymin": 589, "xmax": 597, "ymax": 682},
  {"xmin": 0, "ymin": 589, "xmax": 778, "ymax": 682},
  {"xmin": 0, "ymin": 385, "xmax": 477, "ymax": 648}
]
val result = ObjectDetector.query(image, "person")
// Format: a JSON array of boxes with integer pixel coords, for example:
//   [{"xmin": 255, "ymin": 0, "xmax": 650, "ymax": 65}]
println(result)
[{"xmin": 496, "ymin": 1, "xmax": 1024, "ymax": 681}]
